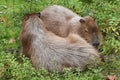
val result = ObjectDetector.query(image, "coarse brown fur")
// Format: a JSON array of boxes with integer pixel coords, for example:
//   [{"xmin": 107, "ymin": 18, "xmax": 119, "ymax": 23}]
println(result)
[
  {"xmin": 20, "ymin": 14, "xmax": 101, "ymax": 73},
  {"xmin": 41, "ymin": 5, "xmax": 102, "ymax": 49}
]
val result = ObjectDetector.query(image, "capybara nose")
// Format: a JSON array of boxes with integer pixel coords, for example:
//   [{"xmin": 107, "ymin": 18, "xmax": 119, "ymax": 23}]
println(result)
[{"xmin": 92, "ymin": 41, "xmax": 100, "ymax": 47}]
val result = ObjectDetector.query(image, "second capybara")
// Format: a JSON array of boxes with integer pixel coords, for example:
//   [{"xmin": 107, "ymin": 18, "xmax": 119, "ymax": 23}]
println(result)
[
  {"xmin": 41, "ymin": 5, "xmax": 102, "ymax": 49},
  {"xmin": 20, "ymin": 13, "xmax": 102, "ymax": 73}
]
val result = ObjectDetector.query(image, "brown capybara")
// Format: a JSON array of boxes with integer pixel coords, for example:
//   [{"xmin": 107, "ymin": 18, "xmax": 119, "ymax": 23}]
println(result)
[
  {"xmin": 41, "ymin": 5, "xmax": 102, "ymax": 49},
  {"xmin": 20, "ymin": 13, "xmax": 102, "ymax": 73}
]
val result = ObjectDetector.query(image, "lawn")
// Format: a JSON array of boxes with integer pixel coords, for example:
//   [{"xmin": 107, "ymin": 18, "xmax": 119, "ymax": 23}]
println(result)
[{"xmin": 0, "ymin": 0, "xmax": 120, "ymax": 80}]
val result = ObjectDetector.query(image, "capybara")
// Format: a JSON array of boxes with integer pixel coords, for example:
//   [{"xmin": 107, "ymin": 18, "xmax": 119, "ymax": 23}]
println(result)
[
  {"xmin": 20, "ymin": 13, "xmax": 102, "ymax": 73},
  {"xmin": 41, "ymin": 5, "xmax": 102, "ymax": 49}
]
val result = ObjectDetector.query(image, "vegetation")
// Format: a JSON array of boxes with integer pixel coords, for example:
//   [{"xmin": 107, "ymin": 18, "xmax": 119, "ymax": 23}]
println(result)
[{"xmin": 0, "ymin": 0, "xmax": 120, "ymax": 79}]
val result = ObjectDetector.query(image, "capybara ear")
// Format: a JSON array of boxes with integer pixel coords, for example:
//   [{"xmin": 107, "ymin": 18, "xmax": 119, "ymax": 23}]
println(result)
[
  {"xmin": 79, "ymin": 19, "xmax": 85, "ymax": 23},
  {"xmin": 36, "ymin": 12, "xmax": 41, "ymax": 18},
  {"xmin": 24, "ymin": 14, "xmax": 29, "ymax": 21}
]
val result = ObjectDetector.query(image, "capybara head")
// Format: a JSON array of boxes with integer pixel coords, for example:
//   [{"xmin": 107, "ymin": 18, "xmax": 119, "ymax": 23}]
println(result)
[
  {"xmin": 78, "ymin": 16, "xmax": 102, "ymax": 49},
  {"xmin": 21, "ymin": 12, "xmax": 42, "ymax": 57}
]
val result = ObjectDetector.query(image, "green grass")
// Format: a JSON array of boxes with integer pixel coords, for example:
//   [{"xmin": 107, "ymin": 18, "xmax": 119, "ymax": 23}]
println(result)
[{"xmin": 0, "ymin": 0, "xmax": 120, "ymax": 80}]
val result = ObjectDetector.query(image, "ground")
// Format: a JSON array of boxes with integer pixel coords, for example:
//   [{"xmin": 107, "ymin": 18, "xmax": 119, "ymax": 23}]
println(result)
[{"xmin": 0, "ymin": 0, "xmax": 120, "ymax": 80}]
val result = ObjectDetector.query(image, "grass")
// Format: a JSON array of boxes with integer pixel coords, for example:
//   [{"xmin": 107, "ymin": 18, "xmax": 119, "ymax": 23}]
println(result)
[{"xmin": 0, "ymin": 0, "xmax": 120, "ymax": 80}]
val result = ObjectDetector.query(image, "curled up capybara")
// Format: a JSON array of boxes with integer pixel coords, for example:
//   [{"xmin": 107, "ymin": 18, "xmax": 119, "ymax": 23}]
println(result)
[
  {"xmin": 41, "ymin": 5, "xmax": 103, "ymax": 49},
  {"xmin": 20, "ymin": 13, "xmax": 102, "ymax": 73}
]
